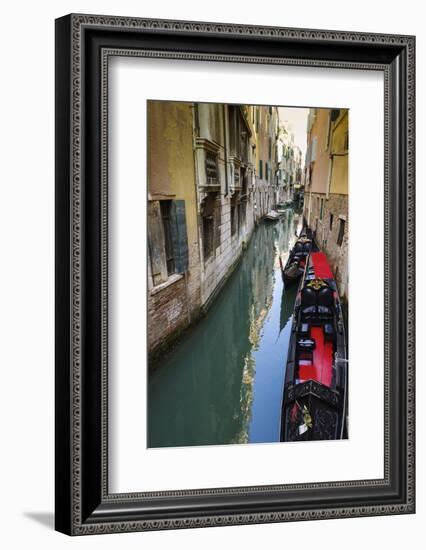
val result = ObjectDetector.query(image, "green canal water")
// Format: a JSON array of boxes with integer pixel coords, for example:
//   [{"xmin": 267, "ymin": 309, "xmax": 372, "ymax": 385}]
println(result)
[{"xmin": 148, "ymin": 210, "xmax": 300, "ymax": 448}]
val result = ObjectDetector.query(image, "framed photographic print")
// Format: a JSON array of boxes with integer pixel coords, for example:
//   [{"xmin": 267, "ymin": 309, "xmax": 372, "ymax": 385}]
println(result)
[{"xmin": 55, "ymin": 14, "xmax": 415, "ymax": 535}]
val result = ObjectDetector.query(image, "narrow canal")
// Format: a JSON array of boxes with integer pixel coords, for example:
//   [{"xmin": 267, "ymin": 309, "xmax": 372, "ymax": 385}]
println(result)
[{"xmin": 148, "ymin": 209, "xmax": 301, "ymax": 448}]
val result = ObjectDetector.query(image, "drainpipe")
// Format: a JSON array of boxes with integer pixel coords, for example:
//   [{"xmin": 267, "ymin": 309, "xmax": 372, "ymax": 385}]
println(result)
[{"xmin": 223, "ymin": 104, "xmax": 229, "ymax": 197}]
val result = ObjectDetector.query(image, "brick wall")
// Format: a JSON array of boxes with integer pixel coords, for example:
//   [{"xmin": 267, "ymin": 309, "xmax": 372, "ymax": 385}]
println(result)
[
  {"xmin": 148, "ymin": 223, "xmax": 202, "ymax": 358},
  {"xmin": 306, "ymin": 191, "xmax": 349, "ymax": 301},
  {"xmin": 148, "ymin": 275, "xmax": 193, "ymax": 359}
]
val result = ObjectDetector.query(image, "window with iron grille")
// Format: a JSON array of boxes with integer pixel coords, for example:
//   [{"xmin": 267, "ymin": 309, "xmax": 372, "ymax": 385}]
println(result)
[{"xmin": 205, "ymin": 151, "xmax": 219, "ymax": 185}]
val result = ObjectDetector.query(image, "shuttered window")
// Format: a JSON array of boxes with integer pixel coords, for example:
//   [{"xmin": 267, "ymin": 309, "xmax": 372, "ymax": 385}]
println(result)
[
  {"xmin": 160, "ymin": 201, "xmax": 175, "ymax": 275},
  {"xmin": 170, "ymin": 200, "xmax": 189, "ymax": 273},
  {"xmin": 148, "ymin": 201, "xmax": 168, "ymax": 286},
  {"xmin": 148, "ymin": 199, "xmax": 189, "ymax": 286}
]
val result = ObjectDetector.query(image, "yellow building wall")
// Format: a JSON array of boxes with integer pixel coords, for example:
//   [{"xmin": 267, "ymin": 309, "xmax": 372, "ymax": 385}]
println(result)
[
  {"xmin": 256, "ymin": 106, "xmax": 270, "ymax": 169},
  {"xmin": 329, "ymin": 110, "xmax": 349, "ymax": 195},
  {"xmin": 147, "ymin": 100, "xmax": 198, "ymax": 242},
  {"xmin": 310, "ymin": 108, "xmax": 331, "ymax": 194}
]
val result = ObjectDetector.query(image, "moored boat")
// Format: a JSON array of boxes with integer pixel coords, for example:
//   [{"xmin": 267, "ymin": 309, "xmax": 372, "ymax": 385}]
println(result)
[
  {"xmin": 280, "ymin": 250, "xmax": 348, "ymax": 442},
  {"xmin": 265, "ymin": 210, "xmax": 282, "ymax": 222},
  {"xmin": 280, "ymin": 234, "xmax": 312, "ymax": 288}
]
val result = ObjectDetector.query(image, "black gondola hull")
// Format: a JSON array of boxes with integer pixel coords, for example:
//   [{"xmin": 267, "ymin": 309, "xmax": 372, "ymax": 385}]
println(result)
[{"xmin": 280, "ymin": 249, "xmax": 348, "ymax": 442}]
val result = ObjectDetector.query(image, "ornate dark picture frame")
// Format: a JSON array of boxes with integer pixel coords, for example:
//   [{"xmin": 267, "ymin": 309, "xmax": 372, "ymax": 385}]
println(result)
[{"xmin": 55, "ymin": 14, "xmax": 415, "ymax": 535}]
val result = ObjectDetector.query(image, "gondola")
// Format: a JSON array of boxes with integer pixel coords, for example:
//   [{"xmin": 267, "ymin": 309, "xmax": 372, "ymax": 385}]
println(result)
[
  {"xmin": 264, "ymin": 210, "xmax": 282, "ymax": 222},
  {"xmin": 280, "ymin": 249, "xmax": 348, "ymax": 442},
  {"xmin": 280, "ymin": 233, "xmax": 313, "ymax": 288}
]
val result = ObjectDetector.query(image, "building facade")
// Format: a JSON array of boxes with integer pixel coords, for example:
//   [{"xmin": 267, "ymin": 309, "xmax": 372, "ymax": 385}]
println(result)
[
  {"xmin": 303, "ymin": 108, "xmax": 349, "ymax": 300},
  {"xmin": 276, "ymin": 127, "xmax": 303, "ymax": 204},
  {"xmin": 253, "ymin": 105, "xmax": 279, "ymax": 221},
  {"xmin": 147, "ymin": 101, "xmax": 279, "ymax": 359}
]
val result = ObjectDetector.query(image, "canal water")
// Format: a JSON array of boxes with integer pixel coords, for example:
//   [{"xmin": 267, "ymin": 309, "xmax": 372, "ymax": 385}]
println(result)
[{"xmin": 148, "ymin": 210, "xmax": 300, "ymax": 448}]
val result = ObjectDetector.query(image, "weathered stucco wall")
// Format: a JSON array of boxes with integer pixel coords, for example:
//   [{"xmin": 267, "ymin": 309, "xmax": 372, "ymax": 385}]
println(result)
[
  {"xmin": 330, "ymin": 110, "xmax": 349, "ymax": 195},
  {"xmin": 147, "ymin": 101, "xmax": 195, "ymax": 205},
  {"xmin": 310, "ymin": 108, "xmax": 330, "ymax": 195},
  {"xmin": 197, "ymin": 103, "xmax": 224, "ymax": 145},
  {"xmin": 147, "ymin": 101, "xmax": 202, "ymax": 358}
]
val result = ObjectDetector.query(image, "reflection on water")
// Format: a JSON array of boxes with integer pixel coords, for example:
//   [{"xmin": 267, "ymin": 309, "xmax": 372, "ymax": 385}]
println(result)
[{"xmin": 148, "ymin": 210, "xmax": 299, "ymax": 447}]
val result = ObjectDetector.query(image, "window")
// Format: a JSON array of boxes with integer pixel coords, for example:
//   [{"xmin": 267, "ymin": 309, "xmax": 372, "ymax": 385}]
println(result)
[
  {"xmin": 234, "ymin": 165, "xmax": 240, "ymax": 188},
  {"xmin": 230, "ymin": 204, "xmax": 235, "ymax": 236},
  {"xmin": 160, "ymin": 201, "xmax": 175, "ymax": 275},
  {"xmin": 203, "ymin": 215, "xmax": 214, "ymax": 259},
  {"xmin": 329, "ymin": 213, "xmax": 334, "ymax": 230},
  {"xmin": 241, "ymin": 200, "xmax": 247, "ymax": 226},
  {"xmin": 326, "ymin": 109, "xmax": 340, "ymax": 150},
  {"xmin": 229, "ymin": 106, "xmax": 248, "ymax": 161},
  {"xmin": 337, "ymin": 218, "xmax": 345, "ymax": 246},
  {"xmin": 231, "ymin": 193, "xmax": 240, "ymax": 236},
  {"xmin": 201, "ymin": 193, "xmax": 218, "ymax": 261},
  {"xmin": 205, "ymin": 150, "xmax": 219, "ymax": 185},
  {"xmin": 319, "ymin": 198, "xmax": 324, "ymax": 220},
  {"xmin": 148, "ymin": 200, "xmax": 189, "ymax": 286},
  {"xmin": 241, "ymin": 167, "xmax": 248, "ymax": 197},
  {"xmin": 259, "ymin": 159, "xmax": 263, "ymax": 179}
]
